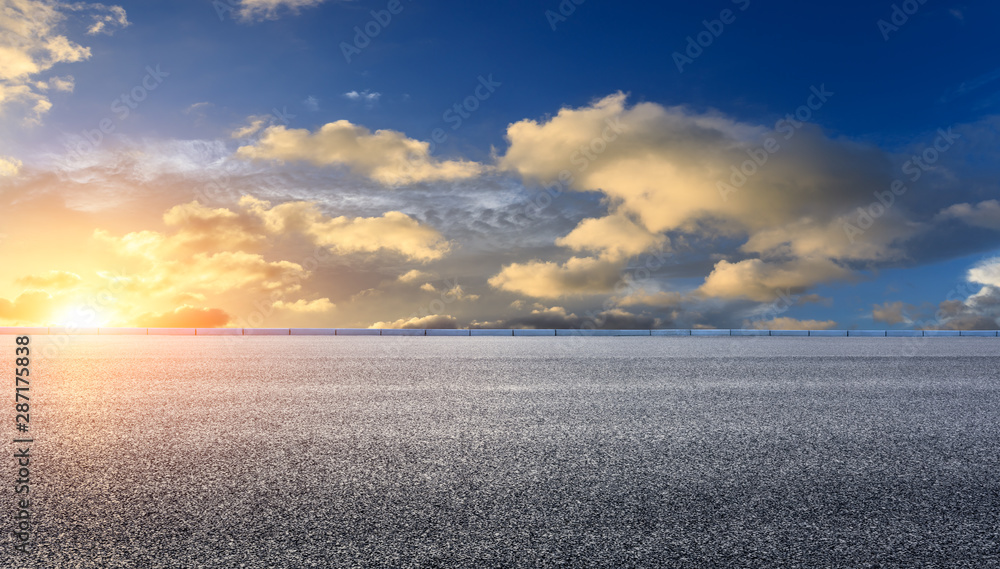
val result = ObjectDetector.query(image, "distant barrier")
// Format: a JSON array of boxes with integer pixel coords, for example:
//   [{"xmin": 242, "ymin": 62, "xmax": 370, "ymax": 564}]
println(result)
[{"xmin": 0, "ymin": 328, "xmax": 996, "ymax": 337}]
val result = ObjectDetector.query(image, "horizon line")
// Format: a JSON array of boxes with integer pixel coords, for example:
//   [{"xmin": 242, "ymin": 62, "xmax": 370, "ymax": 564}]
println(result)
[{"xmin": 0, "ymin": 327, "xmax": 997, "ymax": 337}]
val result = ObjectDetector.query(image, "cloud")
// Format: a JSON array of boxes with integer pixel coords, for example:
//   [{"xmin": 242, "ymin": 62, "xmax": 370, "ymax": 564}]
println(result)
[
  {"xmin": 104, "ymin": 247, "xmax": 310, "ymax": 296},
  {"xmin": 235, "ymin": 0, "xmax": 327, "ymax": 21},
  {"xmin": 371, "ymin": 314, "xmax": 459, "ymax": 329},
  {"xmin": 0, "ymin": 290, "xmax": 54, "ymax": 324},
  {"xmin": 36, "ymin": 74, "xmax": 73, "ymax": 92},
  {"xmin": 85, "ymin": 4, "xmax": 128, "ymax": 34},
  {"xmin": 15, "ymin": 270, "xmax": 82, "ymax": 290},
  {"xmin": 272, "ymin": 298, "xmax": 335, "ymax": 313},
  {"xmin": 744, "ymin": 317, "xmax": 838, "ymax": 330},
  {"xmin": 495, "ymin": 92, "xmax": 911, "ymax": 304},
  {"xmin": 697, "ymin": 258, "xmax": 853, "ymax": 302},
  {"xmin": 398, "ymin": 269, "xmax": 433, "ymax": 283},
  {"xmin": 184, "ymin": 101, "xmax": 211, "ymax": 114},
  {"xmin": 302, "ymin": 95, "xmax": 319, "ymax": 111},
  {"xmin": 0, "ymin": 155, "xmax": 22, "ymax": 176},
  {"xmin": 445, "ymin": 283, "xmax": 479, "ymax": 301},
  {"xmin": 235, "ymin": 120, "xmax": 484, "ymax": 184},
  {"xmin": 931, "ymin": 257, "xmax": 1000, "ymax": 330},
  {"xmin": 499, "ymin": 306, "xmax": 659, "ymax": 330},
  {"xmin": 96, "ymin": 197, "xmax": 449, "ymax": 268},
  {"xmin": 970, "ymin": 257, "xmax": 1000, "ymax": 287},
  {"xmin": 555, "ymin": 212, "xmax": 667, "ymax": 260},
  {"xmin": 614, "ymin": 289, "xmax": 682, "ymax": 307},
  {"xmin": 241, "ymin": 196, "xmax": 450, "ymax": 261},
  {"xmin": 134, "ymin": 306, "xmax": 231, "ymax": 328},
  {"xmin": 343, "ymin": 89, "xmax": 380, "ymax": 107},
  {"xmin": 94, "ymin": 203, "xmax": 312, "ymax": 299},
  {"xmin": 938, "ymin": 200, "xmax": 1000, "ymax": 230},
  {"xmin": 231, "ymin": 115, "xmax": 271, "ymax": 139},
  {"xmin": 161, "ymin": 200, "xmax": 264, "ymax": 254},
  {"xmin": 872, "ymin": 301, "xmax": 909, "ymax": 325},
  {"xmin": 0, "ymin": 0, "xmax": 127, "ymax": 123},
  {"xmin": 488, "ymin": 256, "xmax": 625, "ymax": 299}
]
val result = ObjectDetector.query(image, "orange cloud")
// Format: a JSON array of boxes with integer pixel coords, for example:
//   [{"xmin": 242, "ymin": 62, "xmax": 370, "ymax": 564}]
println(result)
[
  {"xmin": 15, "ymin": 270, "xmax": 82, "ymax": 290},
  {"xmin": 241, "ymin": 196, "xmax": 449, "ymax": 261},
  {"xmin": 134, "ymin": 306, "xmax": 230, "ymax": 328},
  {"xmin": 0, "ymin": 291, "xmax": 55, "ymax": 324}
]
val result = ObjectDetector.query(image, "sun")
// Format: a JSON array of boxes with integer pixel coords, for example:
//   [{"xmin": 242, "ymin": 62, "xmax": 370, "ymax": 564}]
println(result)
[{"xmin": 50, "ymin": 305, "xmax": 110, "ymax": 328}]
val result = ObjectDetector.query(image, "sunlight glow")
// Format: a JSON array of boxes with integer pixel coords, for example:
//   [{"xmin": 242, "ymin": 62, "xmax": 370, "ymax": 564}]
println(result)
[{"xmin": 50, "ymin": 305, "xmax": 108, "ymax": 328}]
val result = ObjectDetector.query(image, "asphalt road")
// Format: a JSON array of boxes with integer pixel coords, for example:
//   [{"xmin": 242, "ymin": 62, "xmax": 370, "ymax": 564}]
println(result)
[{"xmin": 5, "ymin": 336, "xmax": 999, "ymax": 568}]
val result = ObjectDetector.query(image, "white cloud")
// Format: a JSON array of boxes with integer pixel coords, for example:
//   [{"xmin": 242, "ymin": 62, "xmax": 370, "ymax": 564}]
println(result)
[
  {"xmin": 236, "ymin": 120, "xmax": 484, "ymax": 185},
  {"xmin": 938, "ymin": 200, "xmax": 1000, "ymax": 230},
  {"xmin": 236, "ymin": 0, "xmax": 327, "ymax": 21},
  {"xmin": 0, "ymin": 0, "xmax": 127, "ymax": 124},
  {"xmin": 343, "ymin": 89, "xmax": 380, "ymax": 108},
  {"xmin": 0, "ymin": 155, "xmax": 22, "ymax": 176},
  {"xmin": 969, "ymin": 257, "xmax": 1000, "ymax": 288},
  {"xmin": 932, "ymin": 257, "xmax": 1000, "ymax": 330},
  {"xmin": 231, "ymin": 115, "xmax": 271, "ymax": 139},
  {"xmin": 85, "ymin": 4, "xmax": 128, "ymax": 35},
  {"xmin": 35, "ymin": 74, "xmax": 74, "ymax": 92}
]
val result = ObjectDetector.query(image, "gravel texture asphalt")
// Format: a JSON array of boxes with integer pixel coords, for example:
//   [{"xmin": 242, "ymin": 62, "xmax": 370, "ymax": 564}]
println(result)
[{"xmin": 3, "ymin": 336, "xmax": 999, "ymax": 568}]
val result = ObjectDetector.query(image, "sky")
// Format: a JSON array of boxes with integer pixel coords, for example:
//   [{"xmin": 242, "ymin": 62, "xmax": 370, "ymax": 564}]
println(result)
[{"xmin": 1, "ymin": 0, "xmax": 999, "ymax": 330}]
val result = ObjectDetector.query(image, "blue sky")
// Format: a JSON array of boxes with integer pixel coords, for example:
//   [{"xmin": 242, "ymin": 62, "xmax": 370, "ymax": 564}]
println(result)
[{"xmin": 1, "ymin": 0, "xmax": 999, "ymax": 330}]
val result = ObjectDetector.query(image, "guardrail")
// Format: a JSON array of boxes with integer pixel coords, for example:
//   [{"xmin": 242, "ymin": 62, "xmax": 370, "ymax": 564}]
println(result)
[{"xmin": 0, "ymin": 328, "xmax": 996, "ymax": 336}]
